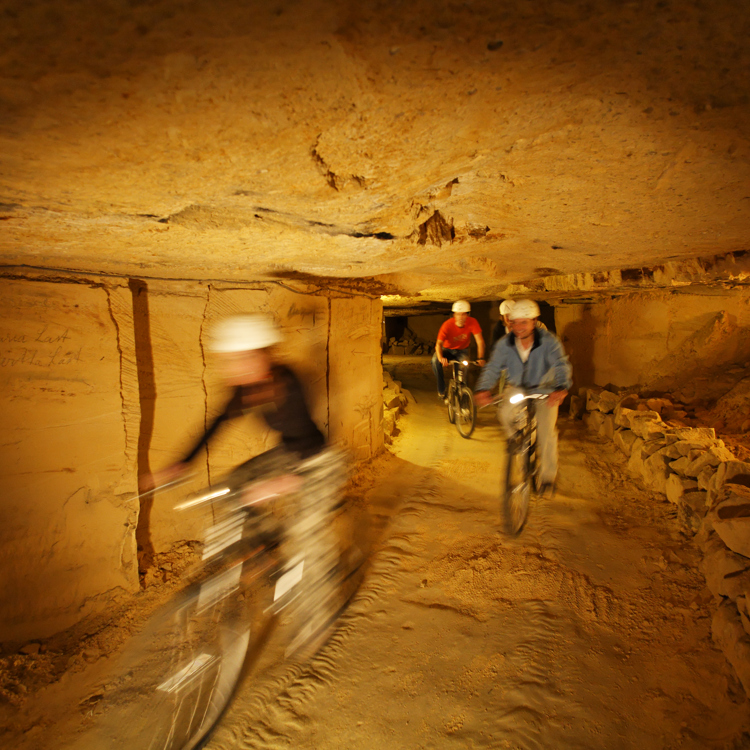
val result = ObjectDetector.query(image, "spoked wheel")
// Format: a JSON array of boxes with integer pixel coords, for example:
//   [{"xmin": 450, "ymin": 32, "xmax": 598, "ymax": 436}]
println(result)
[
  {"xmin": 503, "ymin": 442, "xmax": 531, "ymax": 535},
  {"xmin": 455, "ymin": 386, "xmax": 476, "ymax": 438},
  {"xmin": 75, "ymin": 563, "xmax": 267, "ymax": 750},
  {"xmin": 447, "ymin": 383, "xmax": 457, "ymax": 423}
]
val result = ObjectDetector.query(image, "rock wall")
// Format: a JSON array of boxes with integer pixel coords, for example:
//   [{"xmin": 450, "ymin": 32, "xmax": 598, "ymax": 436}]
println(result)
[
  {"xmin": 580, "ymin": 387, "xmax": 750, "ymax": 697},
  {"xmin": 556, "ymin": 288, "xmax": 750, "ymax": 394},
  {"xmin": 0, "ymin": 275, "xmax": 383, "ymax": 643},
  {"xmin": 0, "ymin": 278, "xmax": 140, "ymax": 643}
]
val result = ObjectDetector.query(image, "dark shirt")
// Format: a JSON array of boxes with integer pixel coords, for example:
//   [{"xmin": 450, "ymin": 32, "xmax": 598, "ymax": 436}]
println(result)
[
  {"xmin": 183, "ymin": 365, "xmax": 325, "ymax": 462},
  {"xmin": 491, "ymin": 320, "xmax": 508, "ymax": 347}
]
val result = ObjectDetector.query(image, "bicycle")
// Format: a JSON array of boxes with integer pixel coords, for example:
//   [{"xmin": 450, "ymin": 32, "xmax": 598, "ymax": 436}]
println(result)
[
  {"xmin": 445, "ymin": 359, "xmax": 478, "ymax": 438},
  {"xmin": 503, "ymin": 389, "xmax": 548, "ymax": 535},
  {"xmin": 72, "ymin": 448, "xmax": 362, "ymax": 750}
]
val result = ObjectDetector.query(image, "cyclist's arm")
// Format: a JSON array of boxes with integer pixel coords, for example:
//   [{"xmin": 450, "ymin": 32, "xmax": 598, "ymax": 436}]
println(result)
[
  {"xmin": 435, "ymin": 338, "xmax": 448, "ymax": 365},
  {"xmin": 473, "ymin": 331, "xmax": 486, "ymax": 365},
  {"xmin": 475, "ymin": 348, "xmax": 504, "ymax": 390}
]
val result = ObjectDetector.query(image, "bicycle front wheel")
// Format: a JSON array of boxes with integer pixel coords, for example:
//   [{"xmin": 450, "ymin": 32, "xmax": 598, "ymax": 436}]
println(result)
[
  {"xmin": 447, "ymin": 383, "xmax": 457, "ymax": 424},
  {"xmin": 455, "ymin": 386, "xmax": 476, "ymax": 438},
  {"xmin": 75, "ymin": 564, "xmax": 266, "ymax": 750},
  {"xmin": 503, "ymin": 442, "xmax": 531, "ymax": 535}
]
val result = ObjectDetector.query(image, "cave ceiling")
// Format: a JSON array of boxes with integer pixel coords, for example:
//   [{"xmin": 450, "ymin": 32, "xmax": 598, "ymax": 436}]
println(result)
[{"xmin": 1, "ymin": 0, "xmax": 749, "ymax": 306}]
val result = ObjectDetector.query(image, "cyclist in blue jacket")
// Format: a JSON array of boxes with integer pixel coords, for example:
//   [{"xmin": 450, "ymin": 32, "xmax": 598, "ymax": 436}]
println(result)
[{"xmin": 475, "ymin": 299, "xmax": 572, "ymax": 495}]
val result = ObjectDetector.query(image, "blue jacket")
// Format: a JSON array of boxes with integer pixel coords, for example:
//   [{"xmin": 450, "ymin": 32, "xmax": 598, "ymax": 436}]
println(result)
[{"xmin": 476, "ymin": 327, "xmax": 572, "ymax": 393}]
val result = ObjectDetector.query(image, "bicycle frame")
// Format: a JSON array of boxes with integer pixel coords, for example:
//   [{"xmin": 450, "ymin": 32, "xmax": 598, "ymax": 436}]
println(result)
[{"xmin": 502, "ymin": 389, "xmax": 548, "ymax": 534}]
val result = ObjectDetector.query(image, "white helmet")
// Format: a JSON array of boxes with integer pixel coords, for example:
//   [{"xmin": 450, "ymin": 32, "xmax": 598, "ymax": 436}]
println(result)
[
  {"xmin": 452, "ymin": 300, "xmax": 471, "ymax": 313},
  {"xmin": 208, "ymin": 315, "xmax": 282, "ymax": 352},
  {"xmin": 508, "ymin": 299, "xmax": 540, "ymax": 320},
  {"xmin": 499, "ymin": 299, "xmax": 515, "ymax": 315}
]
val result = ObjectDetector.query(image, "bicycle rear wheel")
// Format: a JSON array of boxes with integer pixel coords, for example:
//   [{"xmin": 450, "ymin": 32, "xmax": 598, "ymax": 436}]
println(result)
[
  {"xmin": 503, "ymin": 440, "xmax": 531, "ymax": 535},
  {"xmin": 455, "ymin": 386, "xmax": 476, "ymax": 438},
  {"xmin": 75, "ymin": 563, "xmax": 266, "ymax": 750}
]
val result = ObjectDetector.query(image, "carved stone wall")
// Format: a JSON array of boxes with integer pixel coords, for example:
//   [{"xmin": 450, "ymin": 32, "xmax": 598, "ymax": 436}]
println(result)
[
  {"xmin": 0, "ymin": 275, "xmax": 383, "ymax": 642},
  {"xmin": 556, "ymin": 288, "xmax": 750, "ymax": 393}
]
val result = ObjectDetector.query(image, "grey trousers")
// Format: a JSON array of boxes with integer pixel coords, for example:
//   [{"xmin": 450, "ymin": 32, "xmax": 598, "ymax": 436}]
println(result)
[{"xmin": 499, "ymin": 394, "xmax": 559, "ymax": 484}]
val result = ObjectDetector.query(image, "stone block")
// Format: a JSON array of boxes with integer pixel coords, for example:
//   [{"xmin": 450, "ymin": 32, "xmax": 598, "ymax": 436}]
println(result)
[
  {"xmin": 627, "ymin": 440, "xmax": 646, "ymax": 477},
  {"xmin": 627, "ymin": 410, "xmax": 666, "ymax": 439},
  {"xmin": 671, "ymin": 439, "xmax": 718, "ymax": 455},
  {"xmin": 584, "ymin": 410, "xmax": 606, "ymax": 433},
  {"xmin": 596, "ymin": 390, "xmax": 619, "ymax": 414},
  {"xmin": 666, "ymin": 474, "xmax": 699, "ymax": 504},
  {"xmin": 698, "ymin": 465, "xmax": 716, "ymax": 491},
  {"xmin": 643, "ymin": 449, "xmax": 673, "ymax": 494},
  {"xmin": 614, "ymin": 429, "xmax": 638, "ymax": 456},
  {"xmin": 569, "ymin": 394, "xmax": 585, "ymax": 419},
  {"xmin": 684, "ymin": 445, "xmax": 735, "ymax": 478},
  {"xmin": 382, "ymin": 408, "xmax": 398, "ymax": 436},
  {"xmin": 646, "ymin": 397, "xmax": 672, "ymax": 414},
  {"xmin": 618, "ymin": 393, "xmax": 640, "ymax": 409},
  {"xmin": 713, "ymin": 490, "xmax": 750, "ymax": 559},
  {"xmin": 585, "ymin": 388, "xmax": 602, "ymax": 411},
  {"xmin": 715, "ymin": 461, "xmax": 750, "ymax": 491},
  {"xmin": 677, "ymin": 490, "xmax": 706, "ymax": 534},
  {"xmin": 670, "ymin": 426, "xmax": 717, "ymax": 442},
  {"xmin": 383, "ymin": 387, "xmax": 401, "ymax": 410},
  {"xmin": 599, "ymin": 414, "xmax": 616, "ymax": 440},
  {"xmin": 700, "ymin": 534, "xmax": 750, "ymax": 599},
  {"xmin": 712, "ymin": 602, "xmax": 750, "ymax": 697},
  {"xmin": 670, "ymin": 456, "xmax": 691, "ymax": 476},
  {"xmin": 614, "ymin": 406, "xmax": 634, "ymax": 428}
]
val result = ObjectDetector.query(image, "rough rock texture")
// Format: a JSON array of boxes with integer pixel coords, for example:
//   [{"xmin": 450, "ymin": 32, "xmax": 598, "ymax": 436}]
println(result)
[
  {"xmin": 712, "ymin": 602, "xmax": 750, "ymax": 696},
  {"xmin": 556, "ymin": 290, "xmax": 750, "ymax": 394},
  {"xmin": 1, "ymin": 0, "xmax": 750, "ymax": 303}
]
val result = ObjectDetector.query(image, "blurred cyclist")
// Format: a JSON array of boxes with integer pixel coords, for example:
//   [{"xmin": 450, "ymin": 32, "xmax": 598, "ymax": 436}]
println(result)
[
  {"xmin": 141, "ymin": 314, "xmax": 346, "ymax": 656},
  {"xmin": 431, "ymin": 300, "xmax": 486, "ymax": 401}
]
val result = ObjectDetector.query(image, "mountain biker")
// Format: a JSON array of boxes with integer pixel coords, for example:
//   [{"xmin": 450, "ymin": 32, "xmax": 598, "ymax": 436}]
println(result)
[
  {"xmin": 492, "ymin": 299, "xmax": 548, "ymax": 348},
  {"xmin": 432, "ymin": 300, "xmax": 486, "ymax": 401},
  {"xmin": 475, "ymin": 299, "xmax": 572, "ymax": 495},
  {"xmin": 491, "ymin": 299, "xmax": 516, "ymax": 346},
  {"xmin": 140, "ymin": 314, "xmax": 346, "ymax": 656}
]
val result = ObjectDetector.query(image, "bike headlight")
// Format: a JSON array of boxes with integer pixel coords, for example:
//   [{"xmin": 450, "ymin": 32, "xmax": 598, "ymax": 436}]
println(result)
[
  {"xmin": 509, "ymin": 393, "xmax": 524, "ymax": 405},
  {"xmin": 462, "ymin": 360, "xmax": 469, "ymax": 366}
]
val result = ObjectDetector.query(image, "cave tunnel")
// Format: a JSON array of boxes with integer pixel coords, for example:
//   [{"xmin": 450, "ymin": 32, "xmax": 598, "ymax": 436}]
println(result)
[{"xmin": 2, "ymin": 0, "xmax": 750, "ymax": 746}]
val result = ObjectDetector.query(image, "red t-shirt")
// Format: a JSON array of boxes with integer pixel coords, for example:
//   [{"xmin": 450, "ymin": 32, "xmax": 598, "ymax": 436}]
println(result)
[{"xmin": 437, "ymin": 317, "xmax": 482, "ymax": 350}]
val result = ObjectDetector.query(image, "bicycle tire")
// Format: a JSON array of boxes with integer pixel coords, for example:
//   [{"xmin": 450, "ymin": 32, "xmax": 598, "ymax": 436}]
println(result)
[
  {"xmin": 447, "ymin": 382, "xmax": 456, "ymax": 424},
  {"xmin": 455, "ymin": 386, "xmax": 476, "ymax": 438},
  {"xmin": 75, "ymin": 564, "xmax": 267, "ymax": 750},
  {"xmin": 503, "ymin": 440, "xmax": 531, "ymax": 535}
]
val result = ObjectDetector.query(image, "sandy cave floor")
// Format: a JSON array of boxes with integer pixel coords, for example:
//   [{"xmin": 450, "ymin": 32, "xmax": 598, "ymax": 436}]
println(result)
[{"xmin": 7, "ymin": 354, "xmax": 750, "ymax": 749}]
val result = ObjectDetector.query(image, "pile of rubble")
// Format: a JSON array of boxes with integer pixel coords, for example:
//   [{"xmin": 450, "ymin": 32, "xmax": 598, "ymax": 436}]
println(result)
[
  {"xmin": 576, "ymin": 387, "xmax": 750, "ymax": 696},
  {"xmin": 383, "ymin": 328, "xmax": 434, "ymax": 356},
  {"xmin": 382, "ymin": 371, "xmax": 413, "ymax": 443}
]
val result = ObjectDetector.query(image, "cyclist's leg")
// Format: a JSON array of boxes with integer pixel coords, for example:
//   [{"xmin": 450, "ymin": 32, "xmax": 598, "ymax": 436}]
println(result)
[
  {"xmin": 282, "ymin": 448, "xmax": 348, "ymax": 657},
  {"xmin": 431, "ymin": 350, "xmax": 447, "ymax": 397},
  {"xmin": 535, "ymin": 402, "xmax": 559, "ymax": 485},
  {"xmin": 498, "ymin": 387, "xmax": 522, "ymax": 439}
]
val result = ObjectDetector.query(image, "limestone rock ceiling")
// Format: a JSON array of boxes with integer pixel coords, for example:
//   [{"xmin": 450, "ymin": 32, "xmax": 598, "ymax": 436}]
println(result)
[{"xmin": 1, "ymin": 0, "xmax": 749, "ymax": 302}]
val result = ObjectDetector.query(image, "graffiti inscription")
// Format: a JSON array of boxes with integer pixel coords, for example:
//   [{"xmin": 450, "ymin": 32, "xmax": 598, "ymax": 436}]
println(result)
[{"xmin": 0, "ymin": 325, "xmax": 82, "ymax": 368}]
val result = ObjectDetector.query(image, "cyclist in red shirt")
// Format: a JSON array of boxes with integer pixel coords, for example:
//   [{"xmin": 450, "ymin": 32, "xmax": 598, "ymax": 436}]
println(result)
[{"xmin": 432, "ymin": 300, "xmax": 486, "ymax": 400}]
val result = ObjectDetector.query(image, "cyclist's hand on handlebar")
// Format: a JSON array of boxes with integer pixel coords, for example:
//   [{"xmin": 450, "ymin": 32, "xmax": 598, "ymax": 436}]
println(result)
[
  {"xmin": 548, "ymin": 389, "xmax": 568, "ymax": 408},
  {"xmin": 477, "ymin": 358, "xmax": 486, "ymax": 366},
  {"xmin": 438, "ymin": 355, "xmax": 448, "ymax": 366},
  {"xmin": 139, "ymin": 463, "xmax": 189, "ymax": 493},
  {"xmin": 241, "ymin": 473, "xmax": 304, "ymax": 506},
  {"xmin": 475, "ymin": 390, "xmax": 493, "ymax": 407}
]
